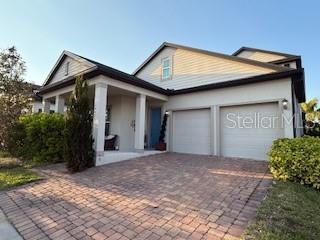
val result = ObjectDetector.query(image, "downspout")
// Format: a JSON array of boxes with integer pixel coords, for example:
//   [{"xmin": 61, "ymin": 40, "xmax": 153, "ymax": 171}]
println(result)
[{"xmin": 291, "ymin": 78, "xmax": 296, "ymax": 138}]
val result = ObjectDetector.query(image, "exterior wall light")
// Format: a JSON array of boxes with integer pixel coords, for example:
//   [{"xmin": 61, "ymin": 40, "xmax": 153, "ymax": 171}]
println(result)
[
  {"xmin": 282, "ymin": 99, "xmax": 288, "ymax": 110},
  {"xmin": 165, "ymin": 111, "xmax": 170, "ymax": 115}
]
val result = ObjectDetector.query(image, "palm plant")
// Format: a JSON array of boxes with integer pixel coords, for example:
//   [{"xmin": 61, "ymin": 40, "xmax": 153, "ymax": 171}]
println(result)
[
  {"xmin": 300, "ymin": 98, "xmax": 320, "ymax": 136},
  {"xmin": 300, "ymin": 98, "xmax": 320, "ymax": 122}
]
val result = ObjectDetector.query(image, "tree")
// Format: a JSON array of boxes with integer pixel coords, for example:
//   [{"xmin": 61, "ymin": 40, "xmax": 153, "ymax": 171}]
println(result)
[
  {"xmin": 0, "ymin": 46, "xmax": 31, "ymax": 150},
  {"xmin": 155, "ymin": 113, "xmax": 168, "ymax": 151},
  {"xmin": 300, "ymin": 98, "xmax": 320, "ymax": 136},
  {"xmin": 64, "ymin": 75, "xmax": 95, "ymax": 172}
]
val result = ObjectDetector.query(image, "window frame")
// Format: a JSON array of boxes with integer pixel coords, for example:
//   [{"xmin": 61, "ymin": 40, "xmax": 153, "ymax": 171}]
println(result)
[
  {"xmin": 161, "ymin": 56, "xmax": 172, "ymax": 80},
  {"xmin": 64, "ymin": 62, "xmax": 70, "ymax": 76}
]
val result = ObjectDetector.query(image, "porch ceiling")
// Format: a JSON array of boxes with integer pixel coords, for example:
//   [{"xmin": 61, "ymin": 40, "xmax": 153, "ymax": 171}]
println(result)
[
  {"xmin": 108, "ymin": 85, "xmax": 136, "ymax": 97},
  {"xmin": 107, "ymin": 85, "xmax": 166, "ymax": 103}
]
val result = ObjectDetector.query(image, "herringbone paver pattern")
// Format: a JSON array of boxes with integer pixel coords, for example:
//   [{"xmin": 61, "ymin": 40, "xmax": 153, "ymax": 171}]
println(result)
[{"xmin": 0, "ymin": 153, "xmax": 272, "ymax": 239}]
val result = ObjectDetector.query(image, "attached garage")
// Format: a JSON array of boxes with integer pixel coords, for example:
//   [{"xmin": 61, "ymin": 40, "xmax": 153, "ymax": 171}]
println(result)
[
  {"xmin": 170, "ymin": 102, "xmax": 285, "ymax": 160},
  {"xmin": 172, "ymin": 109, "xmax": 211, "ymax": 155},
  {"xmin": 220, "ymin": 102, "xmax": 283, "ymax": 160}
]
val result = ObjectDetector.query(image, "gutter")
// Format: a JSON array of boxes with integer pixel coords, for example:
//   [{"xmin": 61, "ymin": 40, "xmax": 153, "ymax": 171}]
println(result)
[{"xmin": 39, "ymin": 68, "xmax": 304, "ymax": 100}]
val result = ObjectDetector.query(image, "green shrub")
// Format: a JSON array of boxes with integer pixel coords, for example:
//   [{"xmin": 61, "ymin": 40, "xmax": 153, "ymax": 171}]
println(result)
[
  {"xmin": 5, "ymin": 121, "xmax": 26, "ymax": 157},
  {"xmin": 8, "ymin": 113, "xmax": 65, "ymax": 163},
  {"xmin": 269, "ymin": 136, "xmax": 320, "ymax": 189},
  {"xmin": 0, "ymin": 151, "xmax": 11, "ymax": 158}
]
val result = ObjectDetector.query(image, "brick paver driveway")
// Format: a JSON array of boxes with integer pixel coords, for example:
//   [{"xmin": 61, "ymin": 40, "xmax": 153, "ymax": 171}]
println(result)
[{"xmin": 0, "ymin": 153, "xmax": 272, "ymax": 240}]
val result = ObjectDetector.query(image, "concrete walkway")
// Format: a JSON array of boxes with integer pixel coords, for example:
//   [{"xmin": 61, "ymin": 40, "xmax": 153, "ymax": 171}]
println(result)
[{"xmin": 0, "ymin": 209, "xmax": 22, "ymax": 240}]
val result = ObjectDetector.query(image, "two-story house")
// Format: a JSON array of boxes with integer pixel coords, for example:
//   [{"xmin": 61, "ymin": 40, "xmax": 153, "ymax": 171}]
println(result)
[{"xmin": 39, "ymin": 42, "xmax": 305, "ymax": 166}]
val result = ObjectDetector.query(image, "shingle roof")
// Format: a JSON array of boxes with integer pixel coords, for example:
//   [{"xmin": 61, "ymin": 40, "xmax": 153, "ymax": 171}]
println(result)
[
  {"xmin": 39, "ymin": 43, "xmax": 305, "ymax": 102},
  {"xmin": 40, "ymin": 51, "xmax": 168, "ymax": 95}
]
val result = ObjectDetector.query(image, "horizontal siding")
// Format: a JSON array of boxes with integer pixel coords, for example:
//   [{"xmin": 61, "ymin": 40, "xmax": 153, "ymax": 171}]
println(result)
[
  {"xmin": 237, "ymin": 50, "xmax": 286, "ymax": 62},
  {"xmin": 50, "ymin": 56, "xmax": 92, "ymax": 85},
  {"xmin": 136, "ymin": 47, "xmax": 276, "ymax": 90}
]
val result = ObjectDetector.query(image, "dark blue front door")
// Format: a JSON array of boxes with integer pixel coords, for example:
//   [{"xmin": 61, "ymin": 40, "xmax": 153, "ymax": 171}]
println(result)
[{"xmin": 150, "ymin": 107, "xmax": 161, "ymax": 147}]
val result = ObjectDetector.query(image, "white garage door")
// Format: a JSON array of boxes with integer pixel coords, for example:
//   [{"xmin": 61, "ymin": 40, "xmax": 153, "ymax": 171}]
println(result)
[
  {"xmin": 172, "ymin": 109, "xmax": 211, "ymax": 155},
  {"xmin": 220, "ymin": 102, "xmax": 283, "ymax": 160}
]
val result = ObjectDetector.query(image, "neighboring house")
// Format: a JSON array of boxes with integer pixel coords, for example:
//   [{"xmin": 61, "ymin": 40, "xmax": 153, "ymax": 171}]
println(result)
[
  {"xmin": 30, "ymin": 84, "xmax": 64, "ymax": 113},
  {"xmin": 29, "ymin": 84, "xmax": 44, "ymax": 113},
  {"xmin": 29, "ymin": 84, "xmax": 55, "ymax": 113},
  {"xmin": 39, "ymin": 42, "xmax": 305, "ymax": 165}
]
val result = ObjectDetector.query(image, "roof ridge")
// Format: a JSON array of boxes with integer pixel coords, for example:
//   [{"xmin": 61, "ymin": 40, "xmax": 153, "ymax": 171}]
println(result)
[
  {"xmin": 62, "ymin": 51, "xmax": 169, "ymax": 93},
  {"xmin": 68, "ymin": 51, "xmax": 145, "ymax": 78},
  {"xmin": 232, "ymin": 46, "xmax": 299, "ymax": 58}
]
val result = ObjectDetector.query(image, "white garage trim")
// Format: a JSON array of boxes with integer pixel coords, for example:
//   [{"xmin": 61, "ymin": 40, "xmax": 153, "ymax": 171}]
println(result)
[
  {"xmin": 211, "ymin": 105, "xmax": 220, "ymax": 155},
  {"xmin": 217, "ymin": 98, "xmax": 284, "ymax": 108}
]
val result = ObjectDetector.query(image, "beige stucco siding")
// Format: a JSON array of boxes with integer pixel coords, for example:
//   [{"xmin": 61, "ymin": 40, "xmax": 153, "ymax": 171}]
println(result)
[
  {"xmin": 50, "ymin": 56, "xmax": 93, "ymax": 85},
  {"xmin": 165, "ymin": 78, "xmax": 292, "ymax": 114},
  {"xmin": 237, "ymin": 50, "xmax": 286, "ymax": 62},
  {"xmin": 164, "ymin": 78, "xmax": 295, "ymax": 150},
  {"xmin": 136, "ymin": 47, "xmax": 276, "ymax": 90}
]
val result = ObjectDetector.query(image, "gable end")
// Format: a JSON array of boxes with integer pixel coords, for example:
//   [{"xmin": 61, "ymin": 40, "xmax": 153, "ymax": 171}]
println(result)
[{"xmin": 43, "ymin": 51, "xmax": 96, "ymax": 86}]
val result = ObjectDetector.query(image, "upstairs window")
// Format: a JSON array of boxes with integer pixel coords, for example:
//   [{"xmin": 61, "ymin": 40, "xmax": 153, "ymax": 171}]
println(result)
[
  {"xmin": 64, "ymin": 62, "xmax": 70, "ymax": 76},
  {"xmin": 162, "ymin": 56, "xmax": 172, "ymax": 80}
]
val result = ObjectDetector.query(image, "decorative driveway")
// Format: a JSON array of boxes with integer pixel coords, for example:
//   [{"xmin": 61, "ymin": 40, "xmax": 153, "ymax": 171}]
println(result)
[{"xmin": 0, "ymin": 153, "xmax": 272, "ymax": 240}]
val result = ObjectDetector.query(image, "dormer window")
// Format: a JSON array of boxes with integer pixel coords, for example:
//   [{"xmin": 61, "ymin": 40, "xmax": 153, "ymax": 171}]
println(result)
[
  {"xmin": 64, "ymin": 62, "xmax": 70, "ymax": 76},
  {"xmin": 162, "ymin": 56, "xmax": 172, "ymax": 80}
]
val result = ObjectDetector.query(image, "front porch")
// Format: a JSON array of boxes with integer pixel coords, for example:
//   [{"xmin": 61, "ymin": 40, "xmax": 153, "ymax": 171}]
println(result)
[
  {"xmin": 97, "ymin": 150, "xmax": 163, "ymax": 166},
  {"xmin": 41, "ymin": 75, "xmax": 168, "ymax": 166}
]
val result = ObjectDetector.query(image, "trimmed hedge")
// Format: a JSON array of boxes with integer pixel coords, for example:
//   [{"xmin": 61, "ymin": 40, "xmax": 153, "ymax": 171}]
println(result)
[
  {"xmin": 8, "ymin": 113, "xmax": 65, "ymax": 163},
  {"xmin": 269, "ymin": 136, "xmax": 320, "ymax": 189}
]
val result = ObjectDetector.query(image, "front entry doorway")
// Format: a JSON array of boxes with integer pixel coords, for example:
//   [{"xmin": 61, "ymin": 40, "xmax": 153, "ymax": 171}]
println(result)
[{"xmin": 150, "ymin": 107, "xmax": 161, "ymax": 148}]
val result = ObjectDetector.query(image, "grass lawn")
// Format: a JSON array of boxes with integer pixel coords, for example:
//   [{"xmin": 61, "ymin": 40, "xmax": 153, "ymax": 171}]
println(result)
[
  {"xmin": 0, "ymin": 168, "xmax": 39, "ymax": 190},
  {"xmin": 244, "ymin": 181, "xmax": 320, "ymax": 240},
  {"xmin": 0, "ymin": 151, "xmax": 42, "ymax": 190}
]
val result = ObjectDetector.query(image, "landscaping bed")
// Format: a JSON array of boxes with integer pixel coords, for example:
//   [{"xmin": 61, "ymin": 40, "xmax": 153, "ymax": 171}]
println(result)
[
  {"xmin": 245, "ymin": 136, "xmax": 320, "ymax": 240},
  {"xmin": 0, "ymin": 151, "xmax": 41, "ymax": 190},
  {"xmin": 244, "ymin": 181, "xmax": 320, "ymax": 240}
]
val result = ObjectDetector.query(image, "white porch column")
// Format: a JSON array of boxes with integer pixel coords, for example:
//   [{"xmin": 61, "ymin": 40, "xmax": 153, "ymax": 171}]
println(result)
[
  {"xmin": 134, "ymin": 94, "xmax": 146, "ymax": 152},
  {"xmin": 93, "ymin": 82, "xmax": 108, "ymax": 163},
  {"xmin": 54, "ymin": 95, "xmax": 65, "ymax": 113},
  {"xmin": 42, "ymin": 99, "xmax": 51, "ymax": 113}
]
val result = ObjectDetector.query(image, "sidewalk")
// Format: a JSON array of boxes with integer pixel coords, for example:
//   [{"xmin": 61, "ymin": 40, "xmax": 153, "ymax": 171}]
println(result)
[{"xmin": 0, "ymin": 209, "xmax": 23, "ymax": 240}]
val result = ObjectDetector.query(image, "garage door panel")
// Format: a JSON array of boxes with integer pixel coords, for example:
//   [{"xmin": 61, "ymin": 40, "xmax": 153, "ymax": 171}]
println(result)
[
  {"xmin": 220, "ymin": 103, "xmax": 283, "ymax": 160},
  {"xmin": 172, "ymin": 109, "xmax": 211, "ymax": 155}
]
